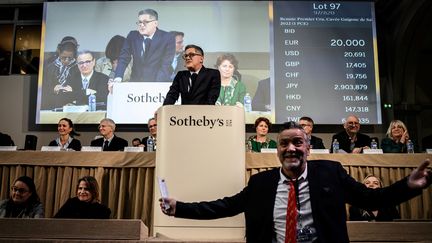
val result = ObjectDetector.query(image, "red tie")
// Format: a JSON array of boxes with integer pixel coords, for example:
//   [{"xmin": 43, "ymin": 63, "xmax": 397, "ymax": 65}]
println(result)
[{"xmin": 285, "ymin": 180, "xmax": 297, "ymax": 243}]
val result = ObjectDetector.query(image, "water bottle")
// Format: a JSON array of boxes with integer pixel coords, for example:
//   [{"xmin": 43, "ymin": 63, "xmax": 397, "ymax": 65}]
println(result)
[
  {"xmin": 246, "ymin": 140, "xmax": 252, "ymax": 152},
  {"xmin": 407, "ymin": 140, "xmax": 414, "ymax": 154},
  {"xmin": 147, "ymin": 137, "xmax": 154, "ymax": 152},
  {"xmin": 88, "ymin": 93, "xmax": 96, "ymax": 112},
  {"xmin": 244, "ymin": 93, "xmax": 252, "ymax": 112},
  {"xmin": 371, "ymin": 139, "xmax": 378, "ymax": 149},
  {"xmin": 332, "ymin": 139, "xmax": 339, "ymax": 153}
]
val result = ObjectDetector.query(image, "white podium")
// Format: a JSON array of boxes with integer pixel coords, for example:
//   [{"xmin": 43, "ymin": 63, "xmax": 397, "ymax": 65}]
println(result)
[{"xmin": 153, "ymin": 105, "xmax": 246, "ymax": 240}]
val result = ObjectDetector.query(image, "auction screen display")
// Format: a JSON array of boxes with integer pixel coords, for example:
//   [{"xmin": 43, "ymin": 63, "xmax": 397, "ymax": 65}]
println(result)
[
  {"xmin": 37, "ymin": 1, "xmax": 380, "ymax": 125},
  {"xmin": 272, "ymin": 1, "xmax": 381, "ymax": 124}
]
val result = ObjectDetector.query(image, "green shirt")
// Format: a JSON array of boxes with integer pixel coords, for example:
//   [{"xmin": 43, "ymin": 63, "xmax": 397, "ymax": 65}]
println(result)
[{"xmin": 247, "ymin": 135, "xmax": 277, "ymax": 152}]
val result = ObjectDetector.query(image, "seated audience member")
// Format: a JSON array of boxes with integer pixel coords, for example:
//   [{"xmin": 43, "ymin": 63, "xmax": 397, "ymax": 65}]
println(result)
[
  {"xmin": 132, "ymin": 138, "xmax": 142, "ymax": 147},
  {"xmin": 0, "ymin": 132, "xmax": 15, "ymax": 146},
  {"xmin": 95, "ymin": 35, "xmax": 132, "ymax": 83},
  {"xmin": 91, "ymin": 118, "xmax": 128, "ymax": 151},
  {"xmin": 381, "ymin": 120, "xmax": 414, "ymax": 153},
  {"xmin": 349, "ymin": 175, "xmax": 400, "ymax": 221},
  {"xmin": 251, "ymin": 77, "xmax": 271, "ymax": 112},
  {"xmin": 299, "ymin": 116, "xmax": 325, "ymax": 149},
  {"xmin": 331, "ymin": 115, "xmax": 371, "ymax": 153},
  {"xmin": 246, "ymin": 117, "xmax": 277, "ymax": 152},
  {"xmin": 214, "ymin": 53, "xmax": 246, "ymax": 106},
  {"xmin": 48, "ymin": 118, "xmax": 82, "ymax": 151},
  {"xmin": 54, "ymin": 176, "xmax": 110, "ymax": 219},
  {"xmin": 0, "ymin": 176, "xmax": 44, "ymax": 218},
  {"xmin": 142, "ymin": 117, "xmax": 157, "ymax": 151},
  {"xmin": 41, "ymin": 36, "xmax": 79, "ymax": 110},
  {"xmin": 422, "ymin": 134, "xmax": 432, "ymax": 151},
  {"xmin": 68, "ymin": 50, "xmax": 109, "ymax": 109}
]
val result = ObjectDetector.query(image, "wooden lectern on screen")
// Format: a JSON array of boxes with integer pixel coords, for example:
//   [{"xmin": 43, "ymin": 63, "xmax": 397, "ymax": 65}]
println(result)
[{"xmin": 153, "ymin": 105, "xmax": 246, "ymax": 240}]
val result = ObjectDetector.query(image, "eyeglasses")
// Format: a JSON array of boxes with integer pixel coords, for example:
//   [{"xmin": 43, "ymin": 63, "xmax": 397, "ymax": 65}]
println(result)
[
  {"xmin": 182, "ymin": 53, "xmax": 202, "ymax": 60},
  {"xmin": 300, "ymin": 123, "xmax": 312, "ymax": 128},
  {"xmin": 149, "ymin": 124, "xmax": 157, "ymax": 129},
  {"xmin": 60, "ymin": 56, "xmax": 75, "ymax": 62},
  {"xmin": 136, "ymin": 20, "xmax": 156, "ymax": 26},
  {"xmin": 11, "ymin": 187, "xmax": 29, "ymax": 194},
  {"xmin": 77, "ymin": 60, "xmax": 93, "ymax": 66}
]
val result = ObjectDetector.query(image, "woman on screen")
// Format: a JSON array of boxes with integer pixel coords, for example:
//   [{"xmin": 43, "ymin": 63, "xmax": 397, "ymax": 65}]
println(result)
[
  {"xmin": 54, "ymin": 176, "xmax": 111, "ymax": 219},
  {"xmin": 41, "ymin": 36, "xmax": 80, "ymax": 110},
  {"xmin": 349, "ymin": 175, "xmax": 400, "ymax": 221},
  {"xmin": 246, "ymin": 117, "xmax": 277, "ymax": 152},
  {"xmin": 95, "ymin": 35, "xmax": 132, "ymax": 83},
  {"xmin": 214, "ymin": 53, "xmax": 246, "ymax": 106},
  {"xmin": 48, "ymin": 118, "xmax": 82, "ymax": 151},
  {"xmin": 381, "ymin": 120, "xmax": 415, "ymax": 153},
  {"xmin": 0, "ymin": 176, "xmax": 44, "ymax": 218}
]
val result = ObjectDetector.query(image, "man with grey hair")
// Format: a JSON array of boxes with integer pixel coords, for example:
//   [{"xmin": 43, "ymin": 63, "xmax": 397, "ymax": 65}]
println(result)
[
  {"xmin": 142, "ymin": 117, "xmax": 157, "ymax": 151},
  {"xmin": 159, "ymin": 121, "xmax": 431, "ymax": 242},
  {"xmin": 68, "ymin": 50, "xmax": 109, "ymax": 109},
  {"xmin": 91, "ymin": 118, "xmax": 128, "ymax": 151},
  {"xmin": 330, "ymin": 115, "xmax": 371, "ymax": 153},
  {"xmin": 114, "ymin": 8, "xmax": 175, "ymax": 82}
]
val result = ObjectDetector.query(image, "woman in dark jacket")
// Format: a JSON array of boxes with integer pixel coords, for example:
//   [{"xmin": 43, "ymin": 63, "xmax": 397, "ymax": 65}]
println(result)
[
  {"xmin": 54, "ymin": 176, "xmax": 110, "ymax": 219},
  {"xmin": 349, "ymin": 175, "xmax": 400, "ymax": 221}
]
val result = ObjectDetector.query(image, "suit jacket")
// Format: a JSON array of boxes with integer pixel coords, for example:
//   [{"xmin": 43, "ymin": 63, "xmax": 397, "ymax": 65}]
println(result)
[
  {"xmin": 141, "ymin": 136, "xmax": 156, "ymax": 152},
  {"xmin": 170, "ymin": 53, "xmax": 185, "ymax": 80},
  {"xmin": 90, "ymin": 135, "xmax": 128, "ymax": 151},
  {"xmin": 310, "ymin": 135, "xmax": 325, "ymax": 149},
  {"xmin": 349, "ymin": 205, "xmax": 400, "ymax": 221},
  {"xmin": 41, "ymin": 61, "xmax": 80, "ymax": 110},
  {"xmin": 252, "ymin": 77, "xmax": 270, "ymax": 112},
  {"xmin": 163, "ymin": 66, "xmax": 221, "ymax": 105},
  {"xmin": 116, "ymin": 29, "xmax": 175, "ymax": 82},
  {"xmin": 48, "ymin": 138, "xmax": 82, "ymax": 151},
  {"xmin": 175, "ymin": 160, "xmax": 422, "ymax": 243},
  {"xmin": 330, "ymin": 131, "xmax": 371, "ymax": 153},
  {"xmin": 0, "ymin": 132, "xmax": 14, "ymax": 146},
  {"xmin": 68, "ymin": 71, "xmax": 109, "ymax": 109}
]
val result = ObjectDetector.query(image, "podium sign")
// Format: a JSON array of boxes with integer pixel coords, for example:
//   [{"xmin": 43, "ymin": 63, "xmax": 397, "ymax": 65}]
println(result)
[
  {"xmin": 107, "ymin": 82, "xmax": 175, "ymax": 124},
  {"xmin": 153, "ymin": 105, "xmax": 246, "ymax": 240}
]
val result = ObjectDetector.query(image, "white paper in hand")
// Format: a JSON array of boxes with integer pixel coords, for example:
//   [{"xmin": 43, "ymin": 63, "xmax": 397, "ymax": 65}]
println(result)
[{"xmin": 158, "ymin": 178, "xmax": 170, "ymax": 210}]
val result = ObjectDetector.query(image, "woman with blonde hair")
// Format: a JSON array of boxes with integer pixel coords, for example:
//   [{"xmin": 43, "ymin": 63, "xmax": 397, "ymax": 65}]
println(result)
[
  {"xmin": 349, "ymin": 174, "xmax": 400, "ymax": 221},
  {"xmin": 381, "ymin": 120, "xmax": 413, "ymax": 153}
]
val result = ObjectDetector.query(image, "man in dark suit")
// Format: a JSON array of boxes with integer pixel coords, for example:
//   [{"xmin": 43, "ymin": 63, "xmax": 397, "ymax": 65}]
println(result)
[
  {"xmin": 159, "ymin": 122, "xmax": 431, "ymax": 243},
  {"xmin": 299, "ymin": 116, "xmax": 325, "ymax": 149},
  {"xmin": 90, "ymin": 118, "xmax": 127, "ymax": 151},
  {"xmin": 0, "ymin": 132, "xmax": 14, "ymax": 146},
  {"xmin": 331, "ymin": 115, "xmax": 371, "ymax": 153},
  {"xmin": 169, "ymin": 31, "xmax": 185, "ymax": 81},
  {"xmin": 163, "ymin": 44, "xmax": 221, "ymax": 105},
  {"xmin": 114, "ymin": 9, "xmax": 175, "ymax": 82},
  {"xmin": 252, "ymin": 77, "xmax": 271, "ymax": 112},
  {"xmin": 67, "ymin": 50, "xmax": 109, "ymax": 109},
  {"xmin": 142, "ymin": 117, "xmax": 157, "ymax": 151}
]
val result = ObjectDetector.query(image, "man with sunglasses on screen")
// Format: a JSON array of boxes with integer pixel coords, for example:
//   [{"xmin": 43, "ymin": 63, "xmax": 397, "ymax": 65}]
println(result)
[
  {"xmin": 114, "ymin": 9, "xmax": 175, "ymax": 82},
  {"xmin": 163, "ymin": 44, "xmax": 221, "ymax": 105}
]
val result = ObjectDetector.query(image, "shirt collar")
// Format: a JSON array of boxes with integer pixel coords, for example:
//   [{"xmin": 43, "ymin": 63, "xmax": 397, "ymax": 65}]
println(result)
[{"xmin": 278, "ymin": 162, "xmax": 308, "ymax": 183}]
